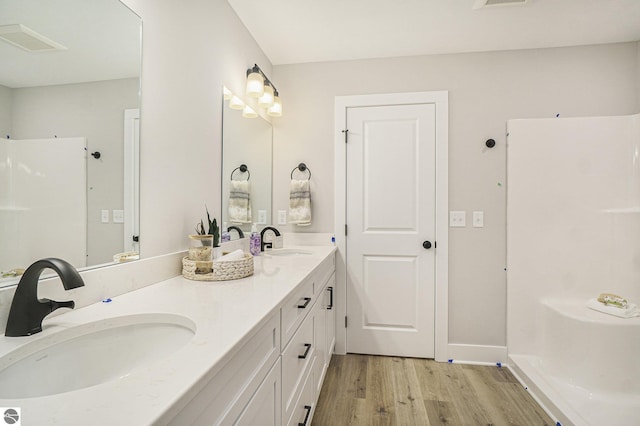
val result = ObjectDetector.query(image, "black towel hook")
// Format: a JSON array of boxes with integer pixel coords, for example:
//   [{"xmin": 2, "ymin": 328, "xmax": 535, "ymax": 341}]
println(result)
[
  {"xmin": 291, "ymin": 163, "xmax": 311, "ymax": 180},
  {"xmin": 231, "ymin": 164, "xmax": 250, "ymax": 181}
]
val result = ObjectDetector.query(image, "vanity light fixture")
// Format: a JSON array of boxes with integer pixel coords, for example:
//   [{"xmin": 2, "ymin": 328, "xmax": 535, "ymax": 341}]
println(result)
[
  {"xmin": 223, "ymin": 86, "xmax": 233, "ymax": 101},
  {"xmin": 246, "ymin": 65, "xmax": 264, "ymax": 97},
  {"xmin": 229, "ymin": 95, "xmax": 245, "ymax": 110},
  {"xmin": 245, "ymin": 63, "xmax": 282, "ymax": 117},
  {"xmin": 267, "ymin": 91, "xmax": 282, "ymax": 117},
  {"xmin": 242, "ymin": 105, "xmax": 258, "ymax": 118},
  {"xmin": 258, "ymin": 83, "xmax": 274, "ymax": 108}
]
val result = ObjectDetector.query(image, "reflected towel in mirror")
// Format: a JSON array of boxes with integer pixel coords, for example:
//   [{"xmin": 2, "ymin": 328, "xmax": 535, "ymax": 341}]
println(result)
[
  {"xmin": 289, "ymin": 179, "xmax": 311, "ymax": 226},
  {"xmin": 228, "ymin": 179, "xmax": 251, "ymax": 223}
]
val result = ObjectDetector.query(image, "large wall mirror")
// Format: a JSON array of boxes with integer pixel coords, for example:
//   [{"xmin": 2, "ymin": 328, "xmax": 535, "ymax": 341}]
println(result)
[
  {"xmin": 221, "ymin": 93, "xmax": 272, "ymax": 236},
  {"xmin": 0, "ymin": 0, "xmax": 142, "ymax": 287}
]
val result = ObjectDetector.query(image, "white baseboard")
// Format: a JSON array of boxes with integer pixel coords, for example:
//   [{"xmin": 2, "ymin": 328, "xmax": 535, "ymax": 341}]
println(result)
[{"xmin": 446, "ymin": 343, "xmax": 508, "ymax": 365}]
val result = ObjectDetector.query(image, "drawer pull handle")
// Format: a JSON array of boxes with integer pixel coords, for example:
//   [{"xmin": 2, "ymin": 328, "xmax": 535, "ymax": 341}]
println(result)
[
  {"xmin": 298, "ymin": 405, "xmax": 312, "ymax": 426},
  {"xmin": 327, "ymin": 286, "xmax": 334, "ymax": 310},
  {"xmin": 297, "ymin": 297, "xmax": 311, "ymax": 309},
  {"xmin": 298, "ymin": 343, "xmax": 312, "ymax": 359}
]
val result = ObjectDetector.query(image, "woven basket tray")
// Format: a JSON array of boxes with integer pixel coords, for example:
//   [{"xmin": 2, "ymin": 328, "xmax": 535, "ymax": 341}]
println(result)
[{"xmin": 182, "ymin": 253, "xmax": 254, "ymax": 281}]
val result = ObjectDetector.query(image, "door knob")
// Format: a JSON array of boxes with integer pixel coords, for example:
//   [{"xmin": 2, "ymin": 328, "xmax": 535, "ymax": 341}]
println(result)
[{"xmin": 423, "ymin": 241, "xmax": 432, "ymax": 249}]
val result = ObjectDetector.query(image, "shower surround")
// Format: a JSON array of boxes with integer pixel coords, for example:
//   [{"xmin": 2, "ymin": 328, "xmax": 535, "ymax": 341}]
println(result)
[{"xmin": 506, "ymin": 113, "xmax": 640, "ymax": 426}]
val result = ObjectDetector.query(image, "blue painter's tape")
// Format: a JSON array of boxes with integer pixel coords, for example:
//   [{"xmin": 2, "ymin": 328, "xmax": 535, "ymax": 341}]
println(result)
[
  {"xmin": 556, "ymin": 422, "xmax": 562, "ymax": 426},
  {"xmin": 496, "ymin": 362, "xmax": 502, "ymax": 368},
  {"xmin": 102, "ymin": 298, "xmax": 112, "ymax": 303},
  {"xmin": 448, "ymin": 359, "xmax": 453, "ymax": 363}
]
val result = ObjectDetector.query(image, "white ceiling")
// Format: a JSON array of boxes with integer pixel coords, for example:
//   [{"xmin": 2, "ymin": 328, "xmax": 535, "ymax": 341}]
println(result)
[
  {"xmin": 0, "ymin": 0, "xmax": 140, "ymax": 88},
  {"xmin": 227, "ymin": 0, "xmax": 640, "ymax": 65}
]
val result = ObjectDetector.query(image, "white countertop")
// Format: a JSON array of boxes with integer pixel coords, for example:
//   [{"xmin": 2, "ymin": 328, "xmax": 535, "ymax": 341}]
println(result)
[{"xmin": 0, "ymin": 245, "xmax": 336, "ymax": 425}]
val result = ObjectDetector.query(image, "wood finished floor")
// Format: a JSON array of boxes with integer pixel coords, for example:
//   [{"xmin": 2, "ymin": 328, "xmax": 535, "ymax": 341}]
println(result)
[{"xmin": 312, "ymin": 354, "xmax": 554, "ymax": 426}]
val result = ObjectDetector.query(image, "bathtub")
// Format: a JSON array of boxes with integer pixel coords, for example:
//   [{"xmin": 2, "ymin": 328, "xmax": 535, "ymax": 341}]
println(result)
[{"xmin": 509, "ymin": 299, "xmax": 640, "ymax": 426}]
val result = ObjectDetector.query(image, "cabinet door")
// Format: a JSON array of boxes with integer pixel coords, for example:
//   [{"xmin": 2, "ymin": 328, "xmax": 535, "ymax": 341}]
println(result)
[
  {"xmin": 325, "ymin": 275, "xmax": 336, "ymax": 359},
  {"xmin": 234, "ymin": 359, "xmax": 281, "ymax": 426},
  {"xmin": 312, "ymin": 293, "xmax": 327, "ymax": 395}
]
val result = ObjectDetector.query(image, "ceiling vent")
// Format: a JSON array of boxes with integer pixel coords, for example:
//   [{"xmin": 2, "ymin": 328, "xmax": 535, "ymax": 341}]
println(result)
[
  {"xmin": 0, "ymin": 24, "xmax": 67, "ymax": 52},
  {"xmin": 473, "ymin": 0, "xmax": 528, "ymax": 9}
]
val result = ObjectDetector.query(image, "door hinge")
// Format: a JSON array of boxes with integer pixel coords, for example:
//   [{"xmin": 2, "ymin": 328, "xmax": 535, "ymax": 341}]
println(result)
[
  {"xmin": 345, "ymin": 224, "xmax": 348, "ymax": 236},
  {"xmin": 341, "ymin": 129, "xmax": 348, "ymax": 143},
  {"xmin": 344, "ymin": 316, "xmax": 348, "ymax": 328}
]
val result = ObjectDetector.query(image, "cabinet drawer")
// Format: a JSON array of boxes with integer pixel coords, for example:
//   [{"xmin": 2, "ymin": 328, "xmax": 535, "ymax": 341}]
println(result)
[
  {"xmin": 282, "ymin": 310, "xmax": 315, "ymax": 420},
  {"xmin": 286, "ymin": 356, "xmax": 317, "ymax": 426},
  {"xmin": 281, "ymin": 277, "xmax": 315, "ymax": 348},
  {"xmin": 233, "ymin": 358, "xmax": 281, "ymax": 426},
  {"xmin": 169, "ymin": 312, "xmax": 280, "ymax": 426}
]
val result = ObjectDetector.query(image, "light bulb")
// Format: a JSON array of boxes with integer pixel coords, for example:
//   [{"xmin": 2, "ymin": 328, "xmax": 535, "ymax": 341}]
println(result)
[
  {"xmin": 246, "ymin": 68, "xmax": 264, "ymax": 98},
  {"xmin": 242, "ymin": 105, "xmax": 258, "ymax": 118},
  {"xmin": 267, "ymin": 94, "xmax": 282, "ymax": 117},
  {"xmin": 223, "ymin": 86, "xmax": 233, "ymax": 100},
  {"xmin": 229, "ymin": 95, "xmax": 244, "ymax": 110},
  {"xmin": 258, "ymin": 83, "xmax": 274, "ymax": 108}
]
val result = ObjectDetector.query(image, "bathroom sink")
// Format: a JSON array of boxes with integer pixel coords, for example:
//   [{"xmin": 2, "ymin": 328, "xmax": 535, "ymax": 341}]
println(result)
[
  {"xmin": 0, "ymin": 313, "xmax": 196, "ymax": 398},
  {"xmin": 265, "ymin": 248, "xmax": 313, "ymax": 256}
]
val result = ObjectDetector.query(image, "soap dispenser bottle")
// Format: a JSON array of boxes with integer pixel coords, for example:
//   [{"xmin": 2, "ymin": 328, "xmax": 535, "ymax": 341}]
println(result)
[
  {"xmin": 250, "ymin": 223, "xmax": 261, "ymax": 256},
  {"xmin": 221, "ymin": 222, "xmax": 230, "ymax": 243}
]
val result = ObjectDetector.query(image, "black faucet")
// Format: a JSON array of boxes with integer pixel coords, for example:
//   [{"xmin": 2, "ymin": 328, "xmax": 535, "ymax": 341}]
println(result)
[
  {"xmin": 260, "ymin": 226, "xmax": 281, "ymax": 251},
  {"xmin": 227, "ymin": 225, "xmax": 245, "ymax": 239},
  {"xmin": 5, "ymin": 258, "xmax": 85, "ymax": 337}
]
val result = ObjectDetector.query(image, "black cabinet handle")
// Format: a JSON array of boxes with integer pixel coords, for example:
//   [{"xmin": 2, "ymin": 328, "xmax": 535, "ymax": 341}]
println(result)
[
  {"xmin": 327, "ymin": 286, "xmax": 334, "ymax": 310},
  {"xmin": 298, "ymin": 343, "xmax": 312, "ymax": 359},
  {"xmin": 298, "ymin": 405, "xmax": 312, "ymax": 426},
  {"xmin": 297, "ymin": 297, "xmax": 311, "ymax": 309},
  {"xmin": 423, "ymin": 241, "xmax": 432, "ymax": 249}
]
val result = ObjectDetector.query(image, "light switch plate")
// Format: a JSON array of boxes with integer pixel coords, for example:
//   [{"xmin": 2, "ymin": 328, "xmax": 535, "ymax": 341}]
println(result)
[
  {"xmin": 473, "ymin": 211, "xmax": 484, "ymax": 228},
  {"xmin": 113, "ymin": 209, "xmax": 124, "ymax": 223},
  {"xmin": 449, "ymin": 211, "xmax": 466, "ymax": 227},
  {"xmin": 101, "ymin": 209, "xmax": 109, "ymax": 223},
  {"xmin": 258, "ymin": 210, "xmax": 267, "ymax": 224},
  {"xmin": 278, "ymin": 210, "xmax": 287, "ymax": 225}
]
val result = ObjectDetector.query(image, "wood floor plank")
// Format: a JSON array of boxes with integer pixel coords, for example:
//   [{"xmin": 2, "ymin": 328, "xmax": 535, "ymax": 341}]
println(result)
[
  {"xmin": 423, "ymin": 399, "xmax": 462, "ymax": 425},
  {"xmin": 389, "ymin": 357, "xmax": 430, "ymax": 425},
  {"xmin": 364, "ymin": 355, "xmax": 397, "ymax": 426},
  {"xmin": 312, "ymin": 355, "xmax": 555, "ymax": 426}
]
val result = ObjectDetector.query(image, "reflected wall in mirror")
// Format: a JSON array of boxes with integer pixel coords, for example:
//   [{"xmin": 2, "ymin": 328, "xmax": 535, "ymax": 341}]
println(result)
[
  {"xmin": 222, "ymin": 90, "xmax": 272, "ymax": 237},
  {"xmin": 0, "ymin": 0, "xmax": 142, "ymax": 287}
]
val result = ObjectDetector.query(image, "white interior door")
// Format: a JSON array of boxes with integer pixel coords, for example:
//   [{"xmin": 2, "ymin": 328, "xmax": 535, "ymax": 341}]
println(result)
[{"xmin": 346, "ymin": 103, "xmax": 436, "ymax": 358}]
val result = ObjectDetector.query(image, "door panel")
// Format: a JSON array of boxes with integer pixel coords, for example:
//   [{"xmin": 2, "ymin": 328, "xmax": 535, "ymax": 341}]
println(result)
[{"xmin": 346, "ymin": 103, "xmax": 436, "ymax": 358}]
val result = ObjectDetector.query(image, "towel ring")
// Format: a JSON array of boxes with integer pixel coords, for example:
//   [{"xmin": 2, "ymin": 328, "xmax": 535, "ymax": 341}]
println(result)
[
  {"xmin": 231, "ymin": 164, "xmax": 250, "ymax": 181},
  {"xmin": 291, "ymin": 163, "xmax": 311, "ymax": 180}
]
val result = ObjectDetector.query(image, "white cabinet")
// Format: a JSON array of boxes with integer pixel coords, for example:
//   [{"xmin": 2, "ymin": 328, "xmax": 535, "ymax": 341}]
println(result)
[
  {"xmin": 170, "ymin": 251, "xmax": 335, "ymax": 426},
  {"xmin": 168, "ymin": 312, "xmax": 280, "ymax": 426}
]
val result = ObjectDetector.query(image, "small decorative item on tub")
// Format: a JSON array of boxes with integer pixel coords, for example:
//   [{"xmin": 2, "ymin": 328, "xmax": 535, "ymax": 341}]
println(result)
[{"xmin": 586, "ymin": 293, "xmax": 640, "ymax": 318}]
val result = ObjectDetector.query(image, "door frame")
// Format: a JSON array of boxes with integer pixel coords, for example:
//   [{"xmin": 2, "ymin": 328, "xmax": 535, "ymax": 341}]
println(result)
[{"xmin": 334, "ymin": 91, "xmax": 449, "ymax": 362}]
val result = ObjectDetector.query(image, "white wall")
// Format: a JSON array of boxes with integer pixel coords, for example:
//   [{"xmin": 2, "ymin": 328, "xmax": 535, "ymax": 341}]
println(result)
[
  {"xmin": 272, "ymin": 42, "xmax": 640, "ymax": 348},
  {"xmin": 119, "ymin": 0, "xmax": 271, "ymax": 258},
  {"xmin": 10, "ymin": 79, "xmax": 138, "ymax": 265}
]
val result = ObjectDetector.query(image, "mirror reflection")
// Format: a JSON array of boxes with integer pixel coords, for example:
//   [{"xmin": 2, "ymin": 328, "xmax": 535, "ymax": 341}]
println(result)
[
  {"xmin": 0, "ymin": 0, "xmax": 142, "ymax": 287},
  {"xmin": 221, "ymin": 92, "xmax": 272, "ymax": 237}
]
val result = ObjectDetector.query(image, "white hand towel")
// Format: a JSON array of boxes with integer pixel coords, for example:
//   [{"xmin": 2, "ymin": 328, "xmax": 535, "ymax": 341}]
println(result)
[
  {"xmin": 228, "ymin": 179, "xmax": 251, "ymax": 223},
  {"xmin": 216, "ymin": 249, "xmax": 245, "ymax": 262},
  {"xmin": 288, "ymin": 179, "xmax": 311, "ymax": 226}
]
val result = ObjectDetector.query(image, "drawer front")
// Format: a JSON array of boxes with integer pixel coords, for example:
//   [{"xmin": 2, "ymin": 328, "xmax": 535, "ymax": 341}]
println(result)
[
  {"xmin": 286, "ymin": 356, "xmax": 317, "ymax": 426},
  {"xmin": 282, "ymin": 311, "xmax": 315, "ymax": 420},
  {"xmin": 169, "ymin": 312, "xmax": 280, "ymax": 426},
  {"xmin": 233, "ymin": 359, "xmax": 281, "ymax": 426},
  {"xmin": 281, "ymin": 277, "xmax": 315, "ymax": 348}
]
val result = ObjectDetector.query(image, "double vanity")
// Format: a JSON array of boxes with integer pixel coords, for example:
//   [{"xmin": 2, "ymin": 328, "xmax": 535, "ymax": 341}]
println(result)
[{"xmin": 0, "ymin": 245, "xmax": 336, "ymax": 425}]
